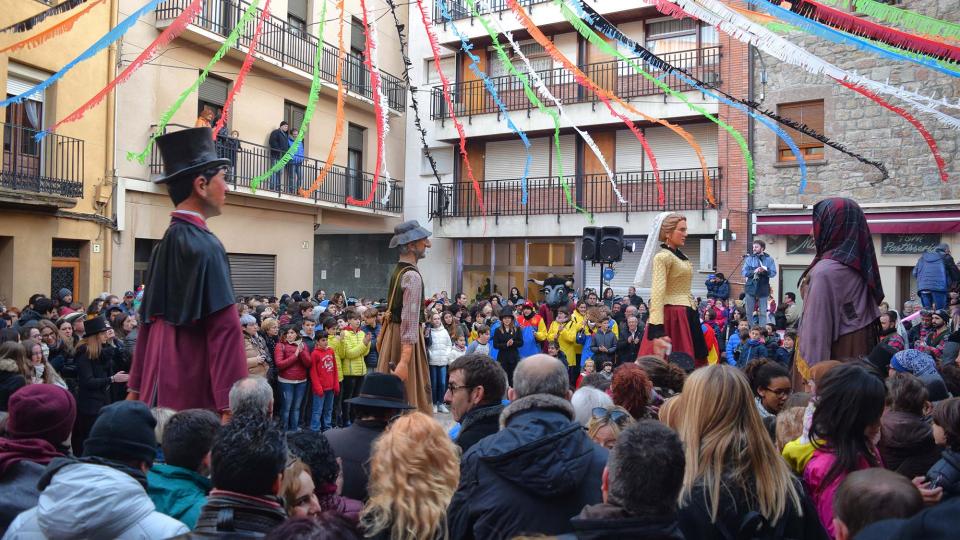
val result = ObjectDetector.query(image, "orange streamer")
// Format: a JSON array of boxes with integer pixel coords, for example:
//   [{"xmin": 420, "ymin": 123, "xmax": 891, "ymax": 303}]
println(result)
[
  {"xmin": 0, "ymin": 0, "xmax": 107, "ymax": 53},
  {"xmin": 300, "ymin": 0, "xmax": 347, "ymax": 198},
  {"xmin": 508, "ymin": 0, "xmax": 714, "ymax": 207}
]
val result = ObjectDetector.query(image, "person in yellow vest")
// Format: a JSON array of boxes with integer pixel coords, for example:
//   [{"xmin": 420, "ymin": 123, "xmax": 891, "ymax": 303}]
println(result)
[{"xmin": 549, "ymin": 307, "xmax": 581, "ymax": 388}]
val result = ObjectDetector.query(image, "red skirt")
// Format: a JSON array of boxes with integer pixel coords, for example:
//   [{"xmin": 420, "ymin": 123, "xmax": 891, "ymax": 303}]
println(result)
[{"xmin": 638, "ymin": 305, "xmax": 708, "ymax": 367}]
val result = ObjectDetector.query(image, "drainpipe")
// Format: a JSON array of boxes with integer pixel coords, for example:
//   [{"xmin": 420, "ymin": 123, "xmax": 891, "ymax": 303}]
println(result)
[
  {"xmin": 746, "ymin": 41, "xmax": 756, "ymax": 248},
  {"xmin": 102, "ymin": 0, "xmax": 119, "ymax": 294}
]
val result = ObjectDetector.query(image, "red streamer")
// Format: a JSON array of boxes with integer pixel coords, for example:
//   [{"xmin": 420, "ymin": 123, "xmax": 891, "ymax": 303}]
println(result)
[
  {"xmin": 345, "ymin": 0, "xmax": 384, "ymax": 207},
  {"xmin": 835, "ymin": 78, "xmax": 948, "ymax": 183},
  {"xmin": 414, "ymin": 0, "xmax": 486, "ymax": 217},
  {"xmin": 42, "ymin": 0, "xmax": 205, "ymax": 135},
  {"xmin": 211, "ymin": 0, "xmax": 271, "ymax": 138},
  {"xmin": 789, "ymin": 0, "xmax": 960, "ymax": 64},
  {"xmin": 0, "ymin": 0, "xmax": 106, "ymax": 53}
]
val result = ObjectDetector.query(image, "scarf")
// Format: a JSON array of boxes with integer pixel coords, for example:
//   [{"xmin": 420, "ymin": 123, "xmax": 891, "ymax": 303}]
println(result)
[
  {"xmin": 801, "ymin": 198, "xmax": 883, "ymax": 304},
  {"xmin": 0, "ymin": 437, "xmax": 63, "ymax": 475},
  {"xmin": 891, "ymin": 349, "xmax": 938, "ymax": 376}
]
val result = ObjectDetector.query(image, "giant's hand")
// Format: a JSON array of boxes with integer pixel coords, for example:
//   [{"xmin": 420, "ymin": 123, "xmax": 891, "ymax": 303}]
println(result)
[{"xmin": 394, "ymin": 343, "xmax": 414, "ymax": 382}]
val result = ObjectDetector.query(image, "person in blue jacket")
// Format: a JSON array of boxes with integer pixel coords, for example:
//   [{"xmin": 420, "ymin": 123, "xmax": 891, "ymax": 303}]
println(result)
[
  {"xmin": 288, "ymin": 128, "xmax": 305, "ymax": 194},
  {"xmin": 742, "ymin": 241, "xmax": 778, "ymax": 325}
]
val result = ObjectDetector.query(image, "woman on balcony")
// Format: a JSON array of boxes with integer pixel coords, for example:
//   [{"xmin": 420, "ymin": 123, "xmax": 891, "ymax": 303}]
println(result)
[{"xmin": 634, "ymin": 212, "xmax": 707, "ymax": 367}]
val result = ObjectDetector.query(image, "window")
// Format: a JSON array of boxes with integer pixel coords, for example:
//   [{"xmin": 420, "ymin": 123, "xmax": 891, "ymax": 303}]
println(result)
[
  {"xmin": 347, "ymin": 124, "xmax": 365, "ymax": 198},
  {"xmin": 645, "ymin": 18, "xmax": 719, "ymax": 68},
  {"xmin": 347, "ymin": 17, "xmax": 369, "ymax": 94},
  {"xmin": 777, "ymin": 100, "xmax": 825, "ymax": 162},
  {"xmin": 283, "ymin": 100, "xmax": 306, "ymax": 131},
  {"xmin": 134, "ymin": 238, "xmax": 159, "ymax": 290},
  {"xmin": 288, "ymin": 0, "xmax": 308, "ymax": 34},
  {"xmin": 198, "ymin": 75, "xmax": 229, "ymax": 130},
  {"xmin": 350, "ymin": 16, "xmax": 365, "ymax": 55}
]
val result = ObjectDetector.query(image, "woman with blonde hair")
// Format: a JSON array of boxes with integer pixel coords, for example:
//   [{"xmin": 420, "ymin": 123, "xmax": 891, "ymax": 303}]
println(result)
[
  {"xmin": 282, "ymin": 458, "xmax": 322, "ymax": 520},
  {"xmin": 586, "ymin": 405, "xmax": 634, "ymax": 450},
  {"xmin": 361, "ymin": 412, "xmax": 459, "ymax": 540},
  {"xmin": 675, "ymin": 365, "xmax": 827, "ymax": 539}
]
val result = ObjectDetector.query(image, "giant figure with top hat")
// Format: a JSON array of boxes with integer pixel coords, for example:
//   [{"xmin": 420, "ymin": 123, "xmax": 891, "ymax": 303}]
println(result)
[
  {"xmin": 126, "ymin": 128, "xmax": 247, "ymax": 413},
  {"xmin": 376, "ymin": 221, "xmax": 433, "ymax": 414}
]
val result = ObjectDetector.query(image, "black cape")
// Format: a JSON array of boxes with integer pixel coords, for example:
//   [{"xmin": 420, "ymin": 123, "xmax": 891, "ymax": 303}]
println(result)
[{"xmin": 139, "ymin": 213, "xmax": 236, "ymax": 326}]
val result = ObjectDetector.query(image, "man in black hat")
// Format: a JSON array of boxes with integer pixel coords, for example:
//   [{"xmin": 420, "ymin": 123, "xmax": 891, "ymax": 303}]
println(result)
[
  {"xmin": 324, "ymin": 372, "xmax": 413, "ymax": 501},
  {"xmin": 127, "ymin": 127, "xmax": 247, "ymax": 416},
  {"xmin": 376, "ymin": 220, "xmax": 433, "ymax": 415}
]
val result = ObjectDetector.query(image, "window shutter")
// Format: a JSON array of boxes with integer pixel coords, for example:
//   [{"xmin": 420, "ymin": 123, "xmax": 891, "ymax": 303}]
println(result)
[
  {"xmin": 288, "ymin": 0, "xmax": 307, "ymax": 22},
  {"xmin": 350, "ymin": 17, "xmax": 366, "ymax": 53},
  {"xmin": 778, "ymin": 100, "xmax": 824, "ymax": 151},
  {"xmin": 228, "ymin": 253, "xmax": 276, "ymax": 297},
  {"xmin": 199, "ymin": 77, "xmax": 229, "ymax": 106}
]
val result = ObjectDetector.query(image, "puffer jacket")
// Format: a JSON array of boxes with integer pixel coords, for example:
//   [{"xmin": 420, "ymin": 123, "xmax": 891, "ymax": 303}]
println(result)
[
  {"xmin": 338, "ymin": 329, "xmax": 370, "ymax": 377},
  {"xmin": 879, "ymin": 409, "xmax": 941, "ymax": 479},
  {"xmin": 3, "ymin": 459, "xmax": 188, "ymax": 539},
  {"xmin": 927, "ymin": 449, "xmax": 960, "ymax": 500},
  {"xmin": 914, "ymin": 251, "xmax": 950, "ymax": 291},
  {"xmin": 447, "ymin": 394, "xmax": 608, "ymax": 540},
  {"xmin": 147, "ymin": 463, "xmax": 211, "ymax": 530},
  {"xmin": 428, "ymin": 327, "xmax": 452, "ymax": 367},
  {"xmin": 274, "ymin": 340, "xmax": 310, "ymax": 381}
]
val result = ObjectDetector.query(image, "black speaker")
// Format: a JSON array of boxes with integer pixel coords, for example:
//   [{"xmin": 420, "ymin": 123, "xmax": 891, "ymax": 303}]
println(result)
[
  {"xmin": 581, "ymin": 227, "xmax": 600, "ymax": 261},
  {"xmin": 599, "ymin": 226, "xmax": 624, "ymax": 263}
]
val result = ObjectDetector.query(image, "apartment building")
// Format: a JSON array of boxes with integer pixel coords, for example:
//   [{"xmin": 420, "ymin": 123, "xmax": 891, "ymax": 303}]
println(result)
[
  {"xmin": 112, "ymin": 0, "xmax": 409, "ymax": 298},
  {"xmin": 0, "ymin": 0, "xmax": 115, "ymax": 307},
  {"xmin": 748, "ymin": 0, "xmax": 960, "ymax": 311},
  {"xmin": 404, "ymin": 0, "xmax": 752, "ymax": 300}
]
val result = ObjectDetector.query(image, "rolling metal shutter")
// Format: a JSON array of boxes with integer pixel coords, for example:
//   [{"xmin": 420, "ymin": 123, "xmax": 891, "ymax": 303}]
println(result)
[
  {"xmin": 288, "ymin": 0, "xmax": 308, "ymax": 21},
  {"xmin": 616, "ymin": 128, "xmax": 644, "ymax": 172},
  {"xmin": 7, "ymin": 75, "xmax": 43, "ymax": 102},
  {"xmin": 645, "ymin": 123, "xmax": 718, "ymax": 170},
  {"xmin": 556, "ymin": 134, "xmax": 576, "ymax": 178},
  {"xmin": 198, "ymin": 76, "xmax": 229, "ymax": 106},
  {"xmin": 484, "ymin": 137, "xmax": 551, "ymax": 180},
  {"xmin": 228, "ymin": 253, "xmax": 276, "ymax": 297}
]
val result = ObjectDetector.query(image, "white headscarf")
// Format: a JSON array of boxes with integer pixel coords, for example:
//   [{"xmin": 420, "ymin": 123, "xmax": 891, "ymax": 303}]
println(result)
[{"xmin": 634, "ymin": 212, "xmax": 673, "ymax": 287}]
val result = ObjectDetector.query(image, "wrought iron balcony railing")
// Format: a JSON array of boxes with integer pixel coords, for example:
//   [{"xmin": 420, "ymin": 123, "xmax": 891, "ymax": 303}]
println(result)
[{"xmin": 1, "ymin": 122, "xmax": 84, "ymax": 198}]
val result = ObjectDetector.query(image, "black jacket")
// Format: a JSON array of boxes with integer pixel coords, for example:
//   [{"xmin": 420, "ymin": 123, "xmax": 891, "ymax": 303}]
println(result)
[
  {"xmin": 268, "ymin": 128, "xmax": 290, "ymax": 156},
  {"xmin": 617, "ymin": 326, "xmax": 643, "ymax": 365},
  {"xmin": 678, "ymin": 477, "xmax": 828, "ymax": 540},
  {"xmin": 926, "ymin": 449, "xmax": 960, "ymax": 500},
  {"xmin": 76, "ymin": 344, "xmax": 121, "ymax": 416},
  {"xmin": 493, "ymin": 325, "xmax": 523, "ymax": 366},
  {"xmin": 324, "ymin": 419, "xmax": 387, "ymax": 501},
  {"xmin": 855, "ymin": 494, "xmax": 960, "ymax": 540},
  {"xmin": 879, "ymin": 410, "xmax": 941, "ymax": 480},
  {"xmin": 455, "ymin": 402, "xmax": 503, "ymax": 453},
  {"xmin": 562, "ymin": 503, "xmax": 684, "ymax": 540},
  {"xmin": 447, "ymin": 394, "xmax": 608, "ymax": 540}
]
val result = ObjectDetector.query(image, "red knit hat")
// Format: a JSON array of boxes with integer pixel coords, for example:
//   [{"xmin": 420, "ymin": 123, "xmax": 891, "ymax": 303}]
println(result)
[{"xmin": 6, "ymin": 384, "xmax": 77, "ymax": 445}]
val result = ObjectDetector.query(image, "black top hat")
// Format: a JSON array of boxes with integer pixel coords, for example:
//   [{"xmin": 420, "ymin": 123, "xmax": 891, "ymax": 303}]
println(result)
[
  {"xmin": 83, "ymin": 317, "xmax": 111, "ymax": 336},
  {"xmin": 500, "ymin": 305, "xmax": 515, "ymax": 320},
  {"xmin": 345, "ymin": 372, "xmax": 414, "ymax": 409},
  {"xmin": 154, "ymin": 127, "xmax": 231, "ymax": 185}
]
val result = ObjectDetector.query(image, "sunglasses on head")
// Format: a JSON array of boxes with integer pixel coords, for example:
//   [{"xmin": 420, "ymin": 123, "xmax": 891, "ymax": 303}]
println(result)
[{"xmin": 592, "ymin": 407, "xmax": 630, "ymax": 426}]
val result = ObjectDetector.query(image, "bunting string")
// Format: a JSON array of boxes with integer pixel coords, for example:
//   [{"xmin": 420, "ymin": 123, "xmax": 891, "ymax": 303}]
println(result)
[
  {"xmin": 438, "ymin": 0, "xmax": 533, "ymax": 205},
  {"xmin": 0, "ymin": 0, "xmax": 163, "ymax": 109},
  {"xmin": 346, "ymin": 0, "xmax": 387, "ymax": 207},
  {"xmin": 577, "ymin": 0, "xmax": 890, "ymax": 188},
  {"xmin": 0, "ymin": 0, "xmax": 106, "ymax": 53},
  {"xmin": 38, "ymin": 0, "xmax": 206, "ymax": 140},
  {"xmin": 814, "ymin": 0, "xmax": 960, "ymax": 42},
  {"xmin": 414, "ymin": 0, "xmax": 486, "ymax": 219},
  {"xmin": 127, "ymin": 0, "xmax": 261, "ymax": 164},
  {"xmin": 300, "ymin": 0, "xmax": 347, "ymax": 198},
  {"xmin": 1, "ymin": 0, "xmax": 89, "ymax": 33},
  {"xmin": 211, "ymin": 0, "xmax": 272, "ymax": 138},
  {"xmin": 249, "ymin": 0, "xmax": 328, "ymax": 190},
  {"xmin": 471, "ymin": 0, "xmax": 591, "ymax": 218}
]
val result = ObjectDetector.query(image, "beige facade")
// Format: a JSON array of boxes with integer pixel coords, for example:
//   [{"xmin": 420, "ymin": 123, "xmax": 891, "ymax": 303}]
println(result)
[{"xmin": 0, "ymin": 0, "xmax": 117, "ymax": 307}]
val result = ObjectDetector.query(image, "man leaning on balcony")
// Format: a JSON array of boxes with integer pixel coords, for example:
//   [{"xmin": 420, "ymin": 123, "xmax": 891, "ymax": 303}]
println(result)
[
  {"xmin": 127, "ymin": 127, "xmax": 247, "ymax": 418},
  {"xmin": 268, "ymin": 121, "xmax": 291, "ymax": 192}
]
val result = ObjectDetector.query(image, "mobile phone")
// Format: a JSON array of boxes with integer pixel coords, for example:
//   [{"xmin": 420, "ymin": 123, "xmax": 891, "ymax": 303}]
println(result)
[{"xmin": 663, "ymin": 342, "xmax": 672, "ymax": 357}]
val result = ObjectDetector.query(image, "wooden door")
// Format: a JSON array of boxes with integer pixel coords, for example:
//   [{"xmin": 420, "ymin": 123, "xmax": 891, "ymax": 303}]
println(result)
[
  {"xmin": 582, "ymin": 131, "xmax": 617, "ymax": 213},
  {"xmin": 2, "ymin": 97, "xmax": 43, "ymax": 182},
  {"xmin": 51, "ymin": 260, "xmax": 80, "ymax": 303}
]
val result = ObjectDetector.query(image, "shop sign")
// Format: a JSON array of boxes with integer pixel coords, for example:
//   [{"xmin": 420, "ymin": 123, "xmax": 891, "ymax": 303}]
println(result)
[
  {"xmin": 786, "ymin": 235, "xmax": 816, "ymax": 255},
  {"xmin": 881, "ymin": 234, "xmax": 941, "ymax": 255}
]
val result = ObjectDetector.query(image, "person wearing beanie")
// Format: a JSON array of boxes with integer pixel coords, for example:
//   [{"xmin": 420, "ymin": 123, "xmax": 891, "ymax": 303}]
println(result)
[
  {"xmin": 4, "ymin": 401, "xmax": 189, "ymax": 539},
  {"xmin": 0, "ymin": 385, "xmax": 76, "ymax": 534},
  {"xmin": 56, "ymin": 289, "xmax": 76, "ymax": 317}
]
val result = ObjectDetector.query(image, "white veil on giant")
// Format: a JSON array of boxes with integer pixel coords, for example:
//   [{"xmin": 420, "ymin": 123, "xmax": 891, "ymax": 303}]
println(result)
[{"xmin": 634, "ymin": 212, "xmax": 672, "ymax": 287}]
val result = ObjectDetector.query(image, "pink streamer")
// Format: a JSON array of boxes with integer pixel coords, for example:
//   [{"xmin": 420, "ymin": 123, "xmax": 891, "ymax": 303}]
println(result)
[
  {"xmin": 346, "ymin": 0, "xmax": 384, "ymax": 207},
  {"xmin": 212, "ymin": 0, "xmax": 271, "ymax": 137}
]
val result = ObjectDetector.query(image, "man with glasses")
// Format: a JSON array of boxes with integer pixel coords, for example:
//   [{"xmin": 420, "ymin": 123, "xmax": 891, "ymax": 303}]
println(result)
[
  {"xmin": 444, "ymin": 354, "xmax": 506, "ymax": 452},
  {"xmin": 127, "ymin": 127, "xmax": 246, "ymax": 417}
]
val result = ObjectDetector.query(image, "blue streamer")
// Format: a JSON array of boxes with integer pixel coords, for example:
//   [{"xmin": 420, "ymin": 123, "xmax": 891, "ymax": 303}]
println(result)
[
  {"xmin": 437, "ymin": 0, "xmax": 533, "ymax": 204},
  {"xmin": 568, "ymin": 0, "xmax": 810, "ymax": 192},
  {"xmin": 0, "ymin": 0, "xmax": 162, "ymax": 108},
  {"xmin": 754, "ymin": 0, "xmax": 959, "ymax": 79}
]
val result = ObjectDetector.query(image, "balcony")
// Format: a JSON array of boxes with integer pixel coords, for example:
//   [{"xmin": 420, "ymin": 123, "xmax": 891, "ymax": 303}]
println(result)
[
  {"xmin": 428, "ymin": 167, "xmax": 720, "ymax": 221},
  {"xmin": 149, "ymin": 125, "xmax": 402, "ymax": 214},
  {"xmin": 433, "ymin": 0, "xmax": 550, "ymax": 22},
  {"xmin": 156, "ymin": 0, "xmax": 406, "ymax": 111},
  {"xmin": 1, "ymin": 122, "xmax": 84, "ymax": 207},
  {"xmin": 431, "ymin": 47, "xmax": 720, "ymax": 120}
]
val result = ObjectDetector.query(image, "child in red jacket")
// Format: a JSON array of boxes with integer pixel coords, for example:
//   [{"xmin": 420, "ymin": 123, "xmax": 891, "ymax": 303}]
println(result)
[
  {"xmin": 274, "ymin": 325, "xmax": 311, "ymax": 431},
  {"xmin": 309, "ymin": 331, "xmax": 340, "ymax": 432}
]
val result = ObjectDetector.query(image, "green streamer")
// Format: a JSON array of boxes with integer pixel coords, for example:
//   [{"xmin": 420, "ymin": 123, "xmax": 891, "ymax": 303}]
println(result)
[
  {"xmin": 250, "ymin": 0, "xmax": 328, "ymax": 190},
  {"xmin": 128, "ymin": 0, "xmax": 261, "ymax": 164},
  {"xmin": 556, "ymin": 0, "xmax": 756, "ymax": 191},
  {"xmin": 466, "ymin": 0, "xmax": 591, "ymax": 220},
  {"xmin": 816, "ymin": 0, "xmax": 960, "ymax": 41}
]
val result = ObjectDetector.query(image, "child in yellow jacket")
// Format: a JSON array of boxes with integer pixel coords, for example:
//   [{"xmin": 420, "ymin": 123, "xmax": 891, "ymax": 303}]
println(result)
[{"xmin": 338, "ymin": 308, "xmax": 371, "ymax": 427}]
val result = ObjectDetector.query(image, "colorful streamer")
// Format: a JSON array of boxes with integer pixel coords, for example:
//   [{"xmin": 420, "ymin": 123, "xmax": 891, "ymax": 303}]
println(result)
[
  {"xmin": 382, "ymin": 0, "xmax": 445, "ymax": 195},
  {"xmin": 651, "ymin": 0, "xmax": 960, "ymax": 127},
  {"xmin": 0, "ymin": 0, "xmax": 106, "ymax": 53},
  {"xmin": 835, "ymin": 78, "xmax": 948, "ymax": 183},
  {"xmin": 414, "ymin": 0, "xmax": 486, "ymax": 217},
  {"xmin": 815, "ymin": 0, "xmax": 960, "ymax": 42},
  {"xmin": 300, "ymin": 0, "xmax": 347, "ymax": 198},
  {"xmin": 345, "ymin": 0, "xmax": 386, "ymax": 207},
  {"xmin": 437, "ymin": 0, "xmax": 533, "ymax": 205},
  {"xmin": 211, "ymin": 0, "xmax": 272, "ymax": 138},
  {"xmin": 576, "ymin": 0, "xmax": 889, "ymax": 188},
  {"xmin": 249, "ymin": 0, "xmax": 328, "ymax": 190},
  {"xmin": 128, "ymin": 0, "xmax": 261, "ymax": 164},
  {"xmin": 471, "ymin": 0, "xmax": 591, "ymax": 218},
  {"xmin": 564, "ymin": 0, "xmax": 756, "ymax": 198},
  {"xmin": 366, "ymin": 0, "xmax": 395, "ymax": 206},
  {"xmin": 0, "ymin": 0, "xmax": 162, "ymax": 109},
  {"xmin": 1, "ymin": 0, "xmax": 89, "ymax": 33},
  {"xmin": 37, "ymin": 0, "xmax": 205, "ymax": 140},
  {"xmin": 754, "ymin": 0, "xmax": 960, "ymax": 78},
  {"xmin": 780, "ymin": 0, "xmax": 960, "ymax": 63}
]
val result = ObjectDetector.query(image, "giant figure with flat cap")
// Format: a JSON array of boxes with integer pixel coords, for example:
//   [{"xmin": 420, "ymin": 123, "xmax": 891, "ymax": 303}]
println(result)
[
  {"xmin": 126, "ymin": 127, "xmax": 247, "ymax": 414},
  {"xmin": 376, "ymin": 220, "xmax": 432, "ymax": 414}
]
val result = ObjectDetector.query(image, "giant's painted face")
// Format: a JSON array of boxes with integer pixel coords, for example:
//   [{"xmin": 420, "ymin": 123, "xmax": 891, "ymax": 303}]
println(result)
[{"xmin": 541, "ymin": 277, "xmax": 573, "ymax": 308}]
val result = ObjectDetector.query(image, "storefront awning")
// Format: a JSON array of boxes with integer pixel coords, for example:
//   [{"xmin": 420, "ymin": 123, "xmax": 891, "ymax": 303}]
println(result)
[{"xmin": 756, "ymin": 210, "xmax": 960, "ymax": 235}]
